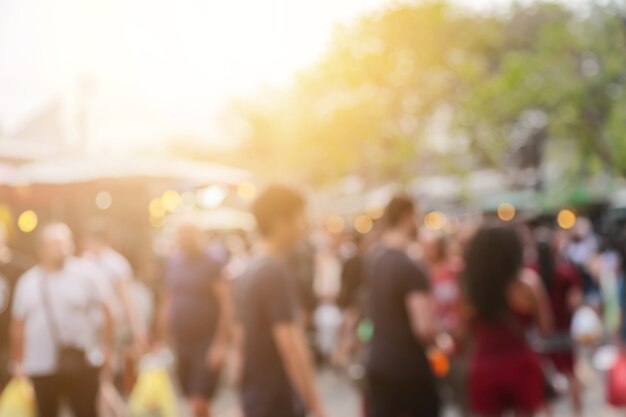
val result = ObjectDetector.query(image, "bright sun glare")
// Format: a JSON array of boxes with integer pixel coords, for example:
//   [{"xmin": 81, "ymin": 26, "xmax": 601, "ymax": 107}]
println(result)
[
  {"xmin": 0, "ymin": 0, "xmax": 387, "ymax": 149},
  {"xmin": 0, "ymin": 0, "xmax": 505, "ymax": 151}
]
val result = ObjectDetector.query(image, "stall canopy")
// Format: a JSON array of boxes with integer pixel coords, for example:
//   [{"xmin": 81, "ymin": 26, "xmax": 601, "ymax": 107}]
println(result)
[{"xmin": 0, "ymin": 155, "xmax": 251, "ymax": 187}]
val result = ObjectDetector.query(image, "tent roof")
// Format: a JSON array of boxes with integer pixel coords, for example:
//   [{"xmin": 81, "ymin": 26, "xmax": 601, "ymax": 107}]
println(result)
[{"xmin": 1, "ymin": 155, "xmax": 251, "ymax": 186}]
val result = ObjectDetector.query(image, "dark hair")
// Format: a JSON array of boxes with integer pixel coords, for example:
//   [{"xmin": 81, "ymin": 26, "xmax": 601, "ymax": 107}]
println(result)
[
  {"xmin": 252, "ymin": 185, "xmax": 305, "ymax": 237},
  {"xmin": 463, "ymin": 225, "xmax": 524, "ymax": 321},
  {"xmin": 536, "ymin": 238, "xmax": 555, "ymax": 291},
  {"xmin": 384, "ymin": 195, "xmax": 415, "ymax": 228}
]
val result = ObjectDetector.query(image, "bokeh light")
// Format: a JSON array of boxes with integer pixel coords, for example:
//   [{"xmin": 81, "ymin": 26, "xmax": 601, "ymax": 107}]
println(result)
[
  {"xmin": 149, "ymin": 215, "xmax": 165, "ymax": 228},
  {"xmin": 149, "ymin": 198, "xmax": 166, "ymax": 218},
  {"xmin": 354, "ymin": 215, "xmax": 374, "ymax": 234},
  {"xmin": 497, "ymin": 203, "xmax": 516, "ymax": 222},
  {"xmin": 95, "ymin": 191, "xmax": 112, "ymax": 210},
  {"xmin": 325, "ymin": 215, "xmax": 345, "ymax": 234},
  {"xmin": 424, "ymin": 211, "xmax": 446, "ymax": 231},
  {"xmin": 17, "ymin": 210, "xmax": 38, "ymax": 233},
  {"xmin": 161, "ymin": 190, "xmax": 181, "ymax": 212},
  {"xmin": 197, "ymin": 185, "xmax": 229, "ymax": 209},
  {"xmin": 238, "ymin": 182, "xmax": 258, "ymax": 202},
  {"xmin": 557, "ymin": 209, "xmax": 577, "ymax": 230},
  {"xmin": 367, "ymin": 207, "xmax": 385, "ymax": 220}
]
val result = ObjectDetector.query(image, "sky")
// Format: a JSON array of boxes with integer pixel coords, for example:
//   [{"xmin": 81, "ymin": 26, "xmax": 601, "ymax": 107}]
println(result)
[{"xmin": 0, "ymin": 0, "xmax": 528, "ymax": 151}]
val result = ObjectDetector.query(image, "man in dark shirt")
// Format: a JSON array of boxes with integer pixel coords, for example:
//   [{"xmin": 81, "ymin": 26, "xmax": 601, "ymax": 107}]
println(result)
[
  {"xmin": 159, "ymin": 221, "xmax": 231, "ymax": 417},
  {"xmin": 236, "ymin": 185, "xmax": 326, "ymax": 417},
  {"xmin": 366, "ymin": 196, "xmax": 440, "ymax": 417},
  {"xmin": 0, "ymin": 224, "xmax": 31, "ymax": 387}
]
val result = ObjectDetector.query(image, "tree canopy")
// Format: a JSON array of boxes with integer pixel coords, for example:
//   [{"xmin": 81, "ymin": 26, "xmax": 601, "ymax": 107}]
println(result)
[{"xmin": 214, "ymin": 1, "xmax": 626, "ymax": 186}]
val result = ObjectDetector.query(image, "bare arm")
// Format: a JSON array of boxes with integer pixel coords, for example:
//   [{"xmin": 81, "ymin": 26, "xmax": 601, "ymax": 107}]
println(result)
[
  {"xmin": 212, "ymin": 276, "xmax": 232, "ymax": 346},
  {"xmin": 405, "ymin": 292, "xmax": 436, "ymax": 345},
  {"xmin": 520, "ymin": 268, "xmax": 553, "ymax": 337},
  {"xmin": 101, "ymin": 302, "xmax": 115, "ymax": 376},
  {"xmin": 116, "ymin": 279, "xmax": 147, "ymax": 349},
  {"xmin": 273, "ymin": 323, "xmax": 325, "ymax": 417},
  {"xmin": 207, "ymin": 276, "xmax": 233, "ymax": 370},
  {"xmin": 230, "ymin": 322, "xmax": 244, "ymax": 387},
  {"xmin": 156, "ymin": 291, "xmax": 170, "ymax": 344},
  {"xmin": 9, "ymin": 318, "xmax": 24, "ymax": 375}
]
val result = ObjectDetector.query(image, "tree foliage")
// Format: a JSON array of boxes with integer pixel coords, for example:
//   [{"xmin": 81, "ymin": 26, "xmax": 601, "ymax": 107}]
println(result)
[{"xmin": 224, "ymin": 1, "xmax": 626, "ymax": 185}]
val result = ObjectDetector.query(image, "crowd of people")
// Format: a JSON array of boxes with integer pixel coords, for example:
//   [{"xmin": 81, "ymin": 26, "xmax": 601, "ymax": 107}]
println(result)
[{"xmin": 0, "ymin": 184, "xmax": 625, "ymax": 417}]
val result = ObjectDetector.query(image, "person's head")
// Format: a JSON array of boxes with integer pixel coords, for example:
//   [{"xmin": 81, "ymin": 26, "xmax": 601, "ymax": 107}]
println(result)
[
  {"xmin": 463, "ymin": 224, "xmax": 524, "ymax": 321},
  {"xmin": 252, "ymin": 185, "xmax": 306, "ymax": 250},
  {"xmin": 421, "ymin": 231, "xmax": 448, "ymax": 265},
  {"xmin": 37, "ymin": 223, "xmax": 75, "ymax": 268},
  {"xmin": 83, "ymin": 218, "xmax": 110, "ymax": 252},
  {"xmin": 175, "ymin": 219, "xmax": 204, "ymax": 256},
  {"xmin": 383, "ymin": 195, "xmax": 418, "ymax": 239}
]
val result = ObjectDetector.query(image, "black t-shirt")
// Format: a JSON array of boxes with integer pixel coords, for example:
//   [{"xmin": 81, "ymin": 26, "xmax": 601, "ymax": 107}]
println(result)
[
  {"xmin": 0, "ymin": 252, "xmax": 31, "ymax": 350},
  {"xmin": 366, "ymin": 245, "xmax": 434, "ymax": 382},
  {"xmin": 236, "ymin": 257, "xmax": 303, "ymax": 417}
]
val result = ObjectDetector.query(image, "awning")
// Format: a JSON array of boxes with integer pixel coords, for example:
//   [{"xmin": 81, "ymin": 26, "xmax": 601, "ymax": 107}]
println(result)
[{"xmin": 1, "ymin": 155, "xmax": 251, "ymax": 187}]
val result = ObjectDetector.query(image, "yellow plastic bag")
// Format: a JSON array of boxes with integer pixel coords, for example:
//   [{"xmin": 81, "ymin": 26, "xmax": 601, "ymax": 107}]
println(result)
[
  {"xmin": 0, "ymin": 378, "xmax": 35, "ymax": 417},
  {"xmin": 128, "ymin": 368, "xmax": 177, "ymax": 417}
]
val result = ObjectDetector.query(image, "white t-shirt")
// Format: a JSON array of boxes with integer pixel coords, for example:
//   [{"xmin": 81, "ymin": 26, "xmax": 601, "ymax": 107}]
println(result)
[
  {"xmin": 83, "ymin": 248, "xmax": 132, "ymax": 323},
  {"xmin": 12, "ymin": 257, "xmax": 107, "ymax": 376}
]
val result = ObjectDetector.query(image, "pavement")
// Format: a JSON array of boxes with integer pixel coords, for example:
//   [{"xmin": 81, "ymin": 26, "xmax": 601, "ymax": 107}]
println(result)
[{"xmin": 211, "ymin": 355, "xmax": 626, "ymax": 417}]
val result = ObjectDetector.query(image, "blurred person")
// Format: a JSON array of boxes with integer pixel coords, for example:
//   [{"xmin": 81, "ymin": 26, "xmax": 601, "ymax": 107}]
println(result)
[
  {"xmin": 366, "ymin": 196, "xmax": 440, "ymax": 417},
  {"xmin": 337, "ymin": 233, "xmax": 366, "ymax": 313},
  {"xmin": 532, "ymin": 230, "xmax": 583, "ymax": 417},
  {"xmin": 421, "ymin": 231, "xmax": 467, "ymax": 416},
  {"xmin": 235, "ymin": 185, "xmax": 326, "ymax": 417},
  {"xmin": 463, "ymin": 225, "xmax": 552, "ymax": 417},
  {"xmin": 10, "ymin": 223, "xmax": 113, "ymax": 417},
  {"xmin": 566, "ymin": 217, "xmax": 600, "ymax": 307},
  {"xmin": 334, "ymin": 233, "xmax": 368, "ymax": 366},
  {"xmin": 0, "ymin": 223, "xmax": 32, "ymax": 388},
  {"xmin": 82, "ymin": 221, "xmax": 147, "ymax": 382},
  {"xmin": 158, "ymin": 220, "xmax": 232, "ymax": 417}
]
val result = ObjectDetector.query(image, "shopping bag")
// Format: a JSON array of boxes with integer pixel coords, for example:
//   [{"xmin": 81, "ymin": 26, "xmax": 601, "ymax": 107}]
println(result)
[
  {"xmin": 608, "ymin": 352, "xmax": 626, "ymax": 406},
  {"xmin": 0, "ymin": 378, "xmax": 35, "ymax": 417},
  {"xmin": 128, "ymin": 368, "xmax": 177, "ymax": 417},
  {"xmin": 571, "ymin": 306, "xmax": 603, "ymax": 345}
]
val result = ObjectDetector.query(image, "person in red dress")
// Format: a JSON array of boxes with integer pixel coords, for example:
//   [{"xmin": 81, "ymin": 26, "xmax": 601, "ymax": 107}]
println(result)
[{"xmin": 463, "ymin": 225, "xmax": 552, "ymax": 417}]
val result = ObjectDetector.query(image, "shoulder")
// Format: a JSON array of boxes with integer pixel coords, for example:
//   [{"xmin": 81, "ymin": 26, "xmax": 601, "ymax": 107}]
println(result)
[
  {"xmin": 13, "ymin": 267, "xmax": 41, "ymax": 305},
  {"xmin": 107, "ymin": 249, "xmax": 132, "ymax": 271},
  {"xmin": 15, "ymin": 266, "xmax": 39, "ymax": 289},
  {"xmin": 245, "ymin": 258, "xmax": 288, "ymax": 289},
  {"xmin": 509, "ymin": 268, "xmax": 544, "ymax": 311}
]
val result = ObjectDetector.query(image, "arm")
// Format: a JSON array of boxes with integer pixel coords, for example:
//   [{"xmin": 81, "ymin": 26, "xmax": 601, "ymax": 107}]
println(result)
[
  {"xmin": 115, "ymin": 279, "xmax": 147, "ymax": 350},
  {"xmin": 9, "ymin": 318, "xmax": 24, "ymax": 376},
  {"xmin": 230, "ymin": 322, "xmax": 244, "ymax": 387},
  {"xmin": 520, "ymin": 268, "xmax": 553, "ymax": 337},
  {"xmin": 273, "ymin": 323, "xmax": 325, "ymax": 417},
  {"xmin": 100, "ymin": 302, "xmax": 115, "ymax": 377},
  {"xmin": 156, "ymin": 291, "xmax": 170, "ymax": 344},
  {"xmin": 207, "ymin": 275, "xmax": 233, "ymax": 370},
  {"xmin": 405, "ymin": 292, "xmax": 436, "ymax": 345}
]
